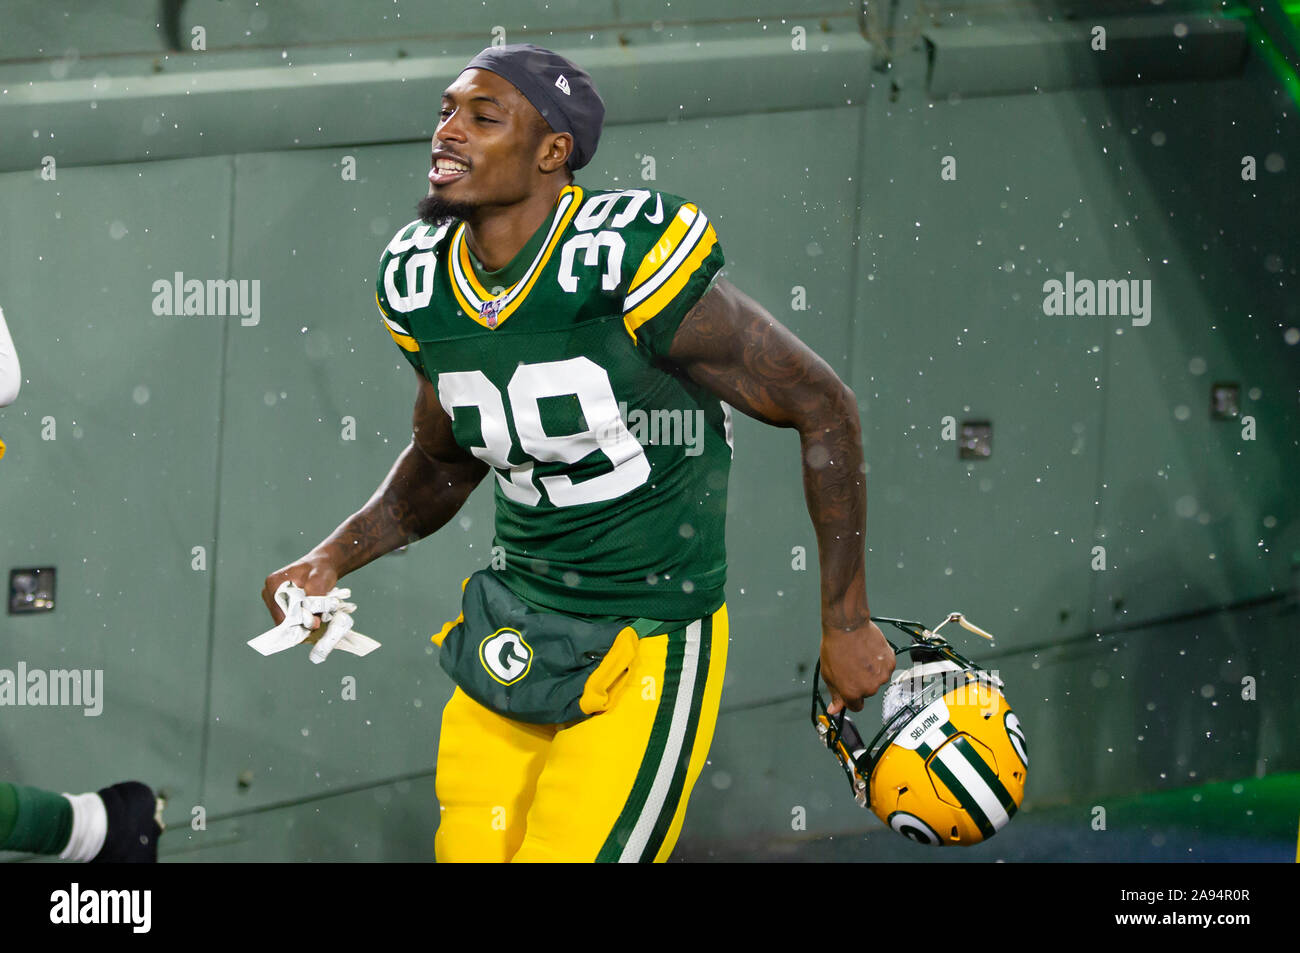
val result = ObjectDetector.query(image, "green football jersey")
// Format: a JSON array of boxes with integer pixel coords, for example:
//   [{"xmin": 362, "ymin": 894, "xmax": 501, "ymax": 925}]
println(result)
[{"xmin": 375, "ymin": 183, "xmax": 733, "ymax": 621}]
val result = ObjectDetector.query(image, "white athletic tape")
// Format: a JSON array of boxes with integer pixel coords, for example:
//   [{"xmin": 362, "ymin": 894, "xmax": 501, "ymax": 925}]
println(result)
[
  {"xmin": 60, "ymin": 792, "xmax": 108, "ymax": 863},
  {"xmin": 248, "ymin": 580, "xmax": 381, "ymax": 662},
  {"xmin": 309, "ymin": 609, "xmax": 355, "ymax": 664}
]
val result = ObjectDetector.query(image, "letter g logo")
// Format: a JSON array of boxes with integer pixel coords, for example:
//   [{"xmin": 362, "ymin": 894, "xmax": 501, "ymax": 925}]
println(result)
[{"xmin": 480, "ymin": 628, "xmax": 533, "ymax": 685}]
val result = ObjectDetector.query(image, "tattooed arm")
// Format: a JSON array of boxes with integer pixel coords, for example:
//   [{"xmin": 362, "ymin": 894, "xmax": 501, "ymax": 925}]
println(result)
[
  {"xmin": 260, "ymin": 370, "xmax": 489, "ymax": 627},
  {"xmin": 666, "ymin": 277, "xmax": 895, "ymax": 710}
]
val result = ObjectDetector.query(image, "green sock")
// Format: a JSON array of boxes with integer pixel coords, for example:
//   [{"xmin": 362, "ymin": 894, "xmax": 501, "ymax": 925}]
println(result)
[{"xmin": 0, "ymin": 782, "xmax": 73, "ymax": 854}]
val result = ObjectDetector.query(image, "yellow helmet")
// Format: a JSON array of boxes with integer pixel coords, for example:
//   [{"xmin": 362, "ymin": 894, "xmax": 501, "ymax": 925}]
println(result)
[{"xmin": 812, "ymin": 614, "xmax": 1028, "ymax": 846}]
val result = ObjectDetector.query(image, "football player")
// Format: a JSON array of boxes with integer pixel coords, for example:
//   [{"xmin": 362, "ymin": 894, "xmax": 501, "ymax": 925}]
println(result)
[{"xmin": 262, "ymin": 44, "xmax": 894, "ymax": 862}]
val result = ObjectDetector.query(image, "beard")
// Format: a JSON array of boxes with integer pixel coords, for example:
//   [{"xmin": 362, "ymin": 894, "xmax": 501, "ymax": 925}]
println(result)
[{"xmin": 417, "ymin": 191, "xmax": 478, "ymax": 227}]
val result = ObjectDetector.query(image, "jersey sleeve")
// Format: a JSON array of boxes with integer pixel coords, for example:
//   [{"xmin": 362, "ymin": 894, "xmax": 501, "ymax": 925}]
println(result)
[
  {"xmin": 375, "ymin": 292, "xmax": 425, "ymax": 378},
  {"xmin": 621, "ymin": 193, "xmax": 725, "ymax": 360},
  {"xmin": 376, "ymin": 220, "xmax": 445, "ymax": 379}
]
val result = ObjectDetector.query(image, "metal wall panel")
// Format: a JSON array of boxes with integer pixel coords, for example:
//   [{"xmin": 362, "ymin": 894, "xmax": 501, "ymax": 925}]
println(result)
[{"xmin": 0, "ymin": 157, "xmax": 231, "ymax": 825}]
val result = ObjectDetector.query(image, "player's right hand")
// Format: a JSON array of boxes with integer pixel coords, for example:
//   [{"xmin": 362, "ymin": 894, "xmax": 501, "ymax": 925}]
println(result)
[
  {"xmin": 261, "ymin": 553, "xmax": 340, "ymax": 636},
  {"xmin": 820, "ymin": 619, "xmax": 895, "ymax": 715}
]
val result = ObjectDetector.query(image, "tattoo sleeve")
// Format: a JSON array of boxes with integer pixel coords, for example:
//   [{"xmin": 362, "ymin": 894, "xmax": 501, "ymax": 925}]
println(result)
[
  {"xmin": 313, "ymin": 373, "xmax": 489, "ymax": 577},
  {"xmin": 666, "ymin": 278, "xmax": 870, "ymax": 629}
]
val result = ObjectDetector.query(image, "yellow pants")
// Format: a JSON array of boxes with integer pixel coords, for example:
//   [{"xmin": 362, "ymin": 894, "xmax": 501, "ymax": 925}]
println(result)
[{"xmin": 433, "ymin": 603, "xmax": 728, "ymax": 863}]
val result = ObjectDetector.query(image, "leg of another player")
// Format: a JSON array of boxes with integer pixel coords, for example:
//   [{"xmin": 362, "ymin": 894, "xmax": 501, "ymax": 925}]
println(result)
[
  {"xmin": 433, "ymin": 687, "xmax": 557, "ymax": 862},
  {"xmin": 510, "ymin": 604, "xmax": 729, "ymax": 863}
]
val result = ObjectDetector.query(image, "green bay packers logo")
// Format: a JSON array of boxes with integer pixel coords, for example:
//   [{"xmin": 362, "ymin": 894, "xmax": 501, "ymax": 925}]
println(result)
[
  {"xmin": 1004, "ymin": 711, "xmax": 1028, "ymax": 768},
  {"xmin": 479, "ymin": 628, "xmax": 533, "ymax": 685},
  {"xmin": 887, "ymin": 811, "xmax": 943, "ymax": 845}
]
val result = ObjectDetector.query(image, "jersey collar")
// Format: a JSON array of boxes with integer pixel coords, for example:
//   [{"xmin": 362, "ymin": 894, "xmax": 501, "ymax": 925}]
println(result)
[{"xmin": 447, "ymin": 184, "xmax": 583, "ymax": 330}]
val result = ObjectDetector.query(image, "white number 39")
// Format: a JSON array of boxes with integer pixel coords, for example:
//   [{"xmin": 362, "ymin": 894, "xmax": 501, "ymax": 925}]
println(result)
[{"xmin": 436, "ymin": 358, "xmax": 650, "ymax": 507}]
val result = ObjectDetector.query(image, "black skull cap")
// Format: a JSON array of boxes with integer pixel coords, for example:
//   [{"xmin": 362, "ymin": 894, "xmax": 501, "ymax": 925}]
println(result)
[{"xmin": 460, "ymin": 43, "xmax": 605, "ymax": 171}]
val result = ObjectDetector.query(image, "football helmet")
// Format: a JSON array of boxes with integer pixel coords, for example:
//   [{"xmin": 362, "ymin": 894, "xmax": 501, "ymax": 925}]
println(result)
[{"xmin": 812, "ymin": 613, "xmax": 1028, "ymax": 846}]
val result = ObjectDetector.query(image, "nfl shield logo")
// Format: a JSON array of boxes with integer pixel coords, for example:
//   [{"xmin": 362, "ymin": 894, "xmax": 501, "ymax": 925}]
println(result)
[{"xmin": 480, "ymin": 298, "xmax": 500, "ymax": 329}]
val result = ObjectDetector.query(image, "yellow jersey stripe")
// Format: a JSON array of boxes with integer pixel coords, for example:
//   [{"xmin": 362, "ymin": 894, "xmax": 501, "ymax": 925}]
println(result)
[
  {"xmin": 446, "ymin": 231, "xmax": 480, "ymax": 322},
  {"xmin": 375, "ymin": 292, "xmax": 419, "ymax": 352},
  {"xmin": 456, "ymin": 228, "xmax": 486, "ymax": 298},
  {"xmin": 628, "ymin": 207, "xmax": 695, "ymax": 293},
  {"xmin": 384, "ymin": 324, "xmax": 419, "ymax": 353},
  {"xmin": 623, "ymin": 222, "xmax": 718, "ymax": 343}
]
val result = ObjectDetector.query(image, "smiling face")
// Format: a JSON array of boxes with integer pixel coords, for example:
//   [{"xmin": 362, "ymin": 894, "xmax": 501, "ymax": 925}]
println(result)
[{"xmin": 417, "ymin": 68, "xmax": 573, "ymax": 226}]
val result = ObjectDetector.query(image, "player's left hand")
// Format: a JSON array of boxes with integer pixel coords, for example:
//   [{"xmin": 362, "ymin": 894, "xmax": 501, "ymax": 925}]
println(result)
[{"xmin": 820, "ymin": 619, "xmax": 895, "ymax": 715}]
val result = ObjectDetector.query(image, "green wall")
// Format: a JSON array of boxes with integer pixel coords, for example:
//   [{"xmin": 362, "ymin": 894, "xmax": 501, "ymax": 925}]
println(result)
[{"xmin": 1, "ymin": 1, "xmax": 1296, "ymax": 860}]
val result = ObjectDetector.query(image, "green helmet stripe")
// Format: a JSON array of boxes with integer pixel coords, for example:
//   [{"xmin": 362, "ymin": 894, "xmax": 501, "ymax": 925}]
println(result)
[
  {"xmin": 926, "ymin": 745, "xmax": 997, "ymax": 838},
  {"xmin": 950, "ymin": 735, "xmax": 1019, "ymax": 818}
]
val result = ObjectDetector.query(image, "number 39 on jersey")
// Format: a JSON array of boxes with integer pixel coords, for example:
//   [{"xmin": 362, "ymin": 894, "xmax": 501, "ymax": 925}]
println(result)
[{"xmin": 373, "ymin": 184, "xmax": 732, "ymax": 619}]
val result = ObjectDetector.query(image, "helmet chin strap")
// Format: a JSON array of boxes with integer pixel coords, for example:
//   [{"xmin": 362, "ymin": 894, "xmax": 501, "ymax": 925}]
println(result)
[
  {"xmin": 864, "ymin": 613, "xmax": 996, "ymax": 652},
  {"xmin": 930, "ymin": 612, "xmax": 995, "ymax": 642}
]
